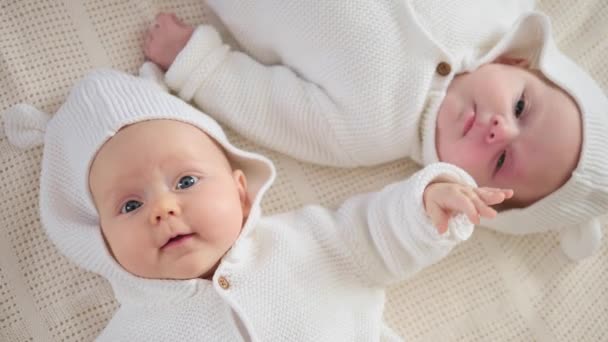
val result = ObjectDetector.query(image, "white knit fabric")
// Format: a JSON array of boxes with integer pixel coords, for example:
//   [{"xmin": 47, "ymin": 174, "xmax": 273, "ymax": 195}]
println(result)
[
  {"xmin": 3, "ymin": 69, "xmax": 477, "ymax": 341},
  {"xmin": 163, "ymin": 0, "xmax": 608, "ymax": 260},
  {"xmin": 1, "ymin": 1, "xmax": 607, "ymax": 341}
]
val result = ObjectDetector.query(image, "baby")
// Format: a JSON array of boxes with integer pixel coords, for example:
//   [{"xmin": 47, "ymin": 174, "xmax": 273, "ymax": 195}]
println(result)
[
  {"xmin": 143, "ymin": 0, "xmax": 608, "ymax": 260},
  {"xmin": 3, "ymin": 70, "xmax": 511, "ymax": 340}
]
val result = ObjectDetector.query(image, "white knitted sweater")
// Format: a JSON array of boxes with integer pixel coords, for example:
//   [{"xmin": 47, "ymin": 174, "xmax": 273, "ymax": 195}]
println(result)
[
  {"xmin": 165, "ymin": 0, "xmax": 535, "ymax": 167},
  {"xmin": 8, "ymin": 69, "xmax": 475, "ymax": 340},
  {"xmin": 97, "ymin": 163, "xmax": 475, "ymax": 341},
  {"xmin": 164, "ymin": 1, "xmax": 608, "ymax": 259}
]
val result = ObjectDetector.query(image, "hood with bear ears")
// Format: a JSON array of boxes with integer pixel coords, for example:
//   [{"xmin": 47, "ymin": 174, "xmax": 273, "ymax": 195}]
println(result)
[{"xmin": 3, "ymin": 68, "xmax": 276, "ymax": 302}]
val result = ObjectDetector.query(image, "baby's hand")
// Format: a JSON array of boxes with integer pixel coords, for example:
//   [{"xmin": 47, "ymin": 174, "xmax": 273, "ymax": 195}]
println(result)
[
  {"xmin": 144, "ymin": 13, "xmax": 194, "ymax": 70},
  {"xmin": 423, "ymin": 180, "xmax": 513, "ymax": 234}
]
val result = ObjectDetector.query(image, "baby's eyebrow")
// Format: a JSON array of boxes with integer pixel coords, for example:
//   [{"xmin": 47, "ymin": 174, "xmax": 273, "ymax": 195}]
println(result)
[
  {"xmin": 160, "ymin": 157, "xmax": 207, "ymax": 170},
  {"xmin": 99, "ymin": 177, "xmax": 139, "ymax": 205},
  {"xmin": 100, "ymin": 188, "xmax": 124, "ymax": 207}
]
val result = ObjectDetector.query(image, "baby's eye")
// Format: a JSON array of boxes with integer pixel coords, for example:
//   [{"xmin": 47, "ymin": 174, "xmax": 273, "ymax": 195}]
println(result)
[
  {"xmin": 176, "ymin": 175, "xmax": 199, "ymax": 190},
  {"xmin": 496, "ymin": 151, "xmax": 506, "ymax": 171},
  {"xmin": 121, "ymin": 200, "xmax": 142, "ymax": 214},
  {"xmin": 514, "ymin": 94, "xmax": 525, "ymax": 118}
]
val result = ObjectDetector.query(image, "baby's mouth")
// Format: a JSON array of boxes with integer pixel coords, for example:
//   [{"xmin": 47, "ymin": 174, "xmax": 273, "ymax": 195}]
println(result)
[{"xmin": 161, "ymin": 233, "xmax": 195, "ymax": 249}]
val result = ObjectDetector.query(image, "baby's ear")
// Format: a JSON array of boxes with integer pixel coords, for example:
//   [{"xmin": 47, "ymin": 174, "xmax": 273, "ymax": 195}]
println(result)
[
  {"xmin": 233, "ymin": 169, "xmax": 251, "ymax": 219},
  {"xmin": 495, "ymin": 55, "xmax": 530, "ymax": 68}
]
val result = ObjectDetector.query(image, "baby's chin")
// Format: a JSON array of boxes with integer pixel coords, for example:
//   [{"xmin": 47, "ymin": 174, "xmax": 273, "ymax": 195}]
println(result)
[
  {"xmin": 150, "ymin": 268, "xmax": 214, "ymax": 280},
  {"xmin": 121, "ymin": 258, "xmax": 219, "ymax": 280},
  {"xmin": 168, "ymin": 262, "xmax": 218, "ymax": 280},
  {"xmin": 435, "ymin": 102, "xmax": 463, "ymax": 145},
  {"xmin": 434, "ymin": 133, "xmax": 464, "ymax": 168}
]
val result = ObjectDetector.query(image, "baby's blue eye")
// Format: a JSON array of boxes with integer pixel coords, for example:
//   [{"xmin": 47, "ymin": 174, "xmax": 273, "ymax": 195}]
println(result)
[
  {"xmin": 176, "ymin": 175, "xmax": 199, "ymax": 190},
  {"xmin": 496, "ymin": 151, "xmax": 506, "ymax": 171},
  {"xmin": 514, "ymin": 95, "xmax": 525, "ymax": 118},
  {"xmin": 121, "ymin": 200, "xmax": 142, "ymax": 214}
]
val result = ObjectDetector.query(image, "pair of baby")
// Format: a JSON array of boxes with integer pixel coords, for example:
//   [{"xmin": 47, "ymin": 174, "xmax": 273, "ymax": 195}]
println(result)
[
  {"xmin": 6, "ymin": 70, "xmax": 508, "ymax": 340},
  {"xmin": 3, "ymin": 1, "xmax": 608, "ymax": 340}
]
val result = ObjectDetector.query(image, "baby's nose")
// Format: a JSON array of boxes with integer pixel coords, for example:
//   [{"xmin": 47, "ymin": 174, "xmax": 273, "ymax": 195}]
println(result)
[
  {"xmin": 149, "ymin": 195, "xmax": 181, "ymax": 224},
  {"xmin": 486, "ymin": 115, "xmax": 516, "ymax": 144}
]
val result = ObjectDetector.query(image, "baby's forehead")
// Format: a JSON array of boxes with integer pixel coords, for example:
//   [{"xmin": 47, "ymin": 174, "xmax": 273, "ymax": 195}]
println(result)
[
  {"xmin": 117, "ymin": 118, "xmax": 206, "ymax": 134},
  {"xmin": 96, "ymin": 118, "xmax": 232, "ymax": 171},
  {"xmin": 102, "ymin": 119, "xmax": 213, "ymax": 149}
]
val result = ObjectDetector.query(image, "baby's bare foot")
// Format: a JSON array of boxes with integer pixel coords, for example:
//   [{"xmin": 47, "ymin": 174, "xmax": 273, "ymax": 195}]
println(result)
[{"xmin": 144, "ymin": 13, "xmax": 194, "ymax": 70}]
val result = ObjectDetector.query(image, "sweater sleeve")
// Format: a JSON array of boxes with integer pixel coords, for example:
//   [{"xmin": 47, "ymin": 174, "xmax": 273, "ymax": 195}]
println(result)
[
  {"xmin": 327, "ymin": 162, "xmax": 477, "ymax": 286},
  {"xmin": 165, "ymin": 25, "xmax": 355, "ymax": 167}
]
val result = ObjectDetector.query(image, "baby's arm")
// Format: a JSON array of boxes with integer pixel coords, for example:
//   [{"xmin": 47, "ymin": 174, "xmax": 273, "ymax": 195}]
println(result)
[
  {"xmin": 144, "ymin": 14, "xmax": 354, "ymax": 166},
  {"xmin": 320, "ymin": 163, "xmax": 511, "ymax": 285},
  {"xmin": 423, "ymin": 176, "xmax": 511, "ymax": 235}
]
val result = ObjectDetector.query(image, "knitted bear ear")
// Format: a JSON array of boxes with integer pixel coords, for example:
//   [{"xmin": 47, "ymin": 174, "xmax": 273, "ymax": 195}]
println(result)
[
  {"xmin": 559, "ymin": 218, "xmax": 603, "ymax": 261},
  {"xmin": 138, "ymin": 62, "xmax": 170, "ymax": 92},
  {"xmin": 2, "ymin": 103, "xmax": 52, "ymax": 149}
]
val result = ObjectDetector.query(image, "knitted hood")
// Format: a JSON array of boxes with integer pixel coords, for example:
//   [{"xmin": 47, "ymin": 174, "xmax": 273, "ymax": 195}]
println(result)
[
  {"xmin": 2, "ymin": 68, "xmax": 276, "ymax": 302},
  {"xmin": 422, "ymin": 13, "xmax": 608, "ymax": 260}
]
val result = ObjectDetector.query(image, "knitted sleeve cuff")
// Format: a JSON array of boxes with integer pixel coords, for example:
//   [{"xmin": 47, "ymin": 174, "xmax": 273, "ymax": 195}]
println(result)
[
  {"xmin": 407, "ymin": 162, "xmax": 477, "ymax": 245},
  {"xmin": 165, "ymin": 25, "xmax": 229, "ymax": 101},
  {"xmin": 367, "ymin": 163, "xmax": 477, "ymax": 276}
]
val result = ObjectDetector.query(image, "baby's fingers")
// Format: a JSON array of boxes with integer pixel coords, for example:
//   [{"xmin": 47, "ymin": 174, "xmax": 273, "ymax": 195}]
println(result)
[
  {"xmin": 443, "ymin": 190, "xmax": 480, "ymax": 225},
  {"xmin": 475, "ymin": 188, "xmax": 513, "ymax": 206},
  {"xmin": 465, "ymin": 189, "xmax": 497, "ymax": 220},
  {"xmin": 426, "ymin": 203, "xmax": 451, "ymax": 234}
]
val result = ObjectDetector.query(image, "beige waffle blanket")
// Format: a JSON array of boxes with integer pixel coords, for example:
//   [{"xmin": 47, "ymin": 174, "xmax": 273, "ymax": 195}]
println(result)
[{"xmin": 1, "ymin": 1, "xmax": 607, "ymax": 341}]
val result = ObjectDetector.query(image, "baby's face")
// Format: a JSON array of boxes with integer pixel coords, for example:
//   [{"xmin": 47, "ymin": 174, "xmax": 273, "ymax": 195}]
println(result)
[
  {"xmin": 436, "ymin": 63, "xmax": 582, "ymax": 207},
  {"xmin": 89, "ymin": 120, "xmax": 250, "ymax": 280}
]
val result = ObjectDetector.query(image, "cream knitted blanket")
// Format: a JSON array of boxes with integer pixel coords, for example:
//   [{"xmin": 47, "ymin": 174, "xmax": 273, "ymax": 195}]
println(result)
[{"xmin": 0, "ymin": 1, "xmax": 606, "ymax": 341}]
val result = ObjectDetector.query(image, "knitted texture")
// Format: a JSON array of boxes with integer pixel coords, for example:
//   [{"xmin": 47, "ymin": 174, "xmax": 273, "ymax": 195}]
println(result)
[
  {"xmin": 36, "ymin": 69, "xmax": 274, "ymax": 291},
  {"xmin": 97, "ymin": 161, "xmax": 474, "ymax": 341},
  {"xmin": 1, "ymin": 0, "xmax": 607, "ymax": 341},
  {"xmin": 165, "ymin": 0, "xmax": 608, "ymax": 260},
  {"xmin": 168, "ymin": 0, "xmax": 536, "ymax": 168},
  {"xmin": 4, "ymin": 69, "xmax": 474, "ymax": 340}
]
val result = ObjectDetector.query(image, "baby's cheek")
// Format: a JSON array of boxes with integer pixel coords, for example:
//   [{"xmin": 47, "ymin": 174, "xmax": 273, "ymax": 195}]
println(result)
[
  {"xmin": 437, "ymin": 97, "xmax": 459, "ymax": 125},
  {"xmin": 442, "ymin": 146, "xmax": 485, "ymax": 179},
  {"xmin": 99, "ymin": 227, "xmax": 118, "ymax": 259},
  {"xmin": 102, "ymin": 225, "xmax": 147, "ymax": 273},
  {"xmin": 191, "ymin": 201, "xmax": 243, "ymax": 238}
]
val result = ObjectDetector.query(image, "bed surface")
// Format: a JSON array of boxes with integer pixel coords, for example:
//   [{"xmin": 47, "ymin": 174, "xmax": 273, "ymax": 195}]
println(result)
[{"xmin": 1, "ymin": 1, "xmax": 607, "ymax": 340}]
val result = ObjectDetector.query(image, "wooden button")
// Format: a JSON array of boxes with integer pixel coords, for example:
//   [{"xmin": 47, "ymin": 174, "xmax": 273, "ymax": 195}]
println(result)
[
  {"xmin": 218, "ymin": 276, "xmax": 230, "ymax": 289},
  {"xmin": 436, "ymin": 62, "xmax": 451, "ymax": 76}
]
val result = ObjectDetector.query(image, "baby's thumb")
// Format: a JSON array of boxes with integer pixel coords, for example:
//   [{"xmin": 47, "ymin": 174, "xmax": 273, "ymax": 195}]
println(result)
[{"xmin": 426, "ymin": 203, "xmax": 450, "ymax": 234}]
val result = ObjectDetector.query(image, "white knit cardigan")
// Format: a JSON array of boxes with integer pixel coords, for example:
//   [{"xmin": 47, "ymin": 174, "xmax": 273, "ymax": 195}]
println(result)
[
  {"xmin": 7, "ymin": 69, "xmax": 475, "ymax": 341},
  {"xmin": 98, "ymin": 162, "xmax": 475, "ymax": 341},
  {"xmin": 163, "ymin": 0, "xmax": 608, "ymax": 260},
  {"xmin": 165, "ymin": 0, "xmax": 535, "ymax": 167}
]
